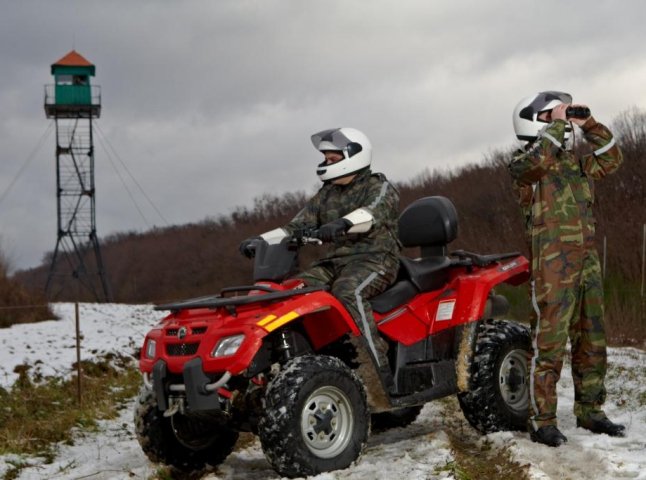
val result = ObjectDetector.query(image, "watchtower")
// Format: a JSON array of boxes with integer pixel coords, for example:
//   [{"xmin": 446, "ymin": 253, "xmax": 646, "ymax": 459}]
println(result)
[{"xmin": 44, "ymin": 50, "xmax": 112, "ymax": 301}]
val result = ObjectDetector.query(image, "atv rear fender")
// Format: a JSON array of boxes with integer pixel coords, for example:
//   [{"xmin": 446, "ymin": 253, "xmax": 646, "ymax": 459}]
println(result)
[
  {"xmin": 447, "ymin": 254, "xmax": 529, "ymax": 326},
  {"xmin": 376, "ymin": 254, "xmax": 529, "ymax": 344}
]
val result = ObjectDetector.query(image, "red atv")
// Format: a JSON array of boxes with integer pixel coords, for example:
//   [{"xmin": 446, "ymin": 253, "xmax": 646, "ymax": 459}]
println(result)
[{"xmin": 135, "ymin": 196, "xmax": 531, "ymax": 478}]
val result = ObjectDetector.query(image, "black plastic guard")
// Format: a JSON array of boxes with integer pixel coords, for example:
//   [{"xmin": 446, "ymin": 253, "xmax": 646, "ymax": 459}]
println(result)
[
  {"xmin": 152, "ymin": 360, "xmax": 168, "ymax": 411},
  {"xmin": 183, "ymin": 357, "xmax": 221, "ymax": 412}
]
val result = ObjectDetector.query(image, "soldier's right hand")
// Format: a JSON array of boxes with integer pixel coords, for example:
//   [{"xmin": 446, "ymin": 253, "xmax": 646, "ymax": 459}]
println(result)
[{"xmin": 239, "ymin": 237, "xmax": 261, "ymax": 258}]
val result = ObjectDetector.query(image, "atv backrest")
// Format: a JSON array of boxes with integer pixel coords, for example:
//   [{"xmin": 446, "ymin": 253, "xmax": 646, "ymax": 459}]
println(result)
[
  {"xmin": 371, "ymin": 197, "xmax": 458, "ymax": 310},
  {"xmin": 398, "ymin": 196, "xmax": 458, "ymax": 257}
]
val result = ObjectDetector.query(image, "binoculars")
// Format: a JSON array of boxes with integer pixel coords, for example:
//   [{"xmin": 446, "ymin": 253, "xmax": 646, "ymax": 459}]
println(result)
[{"xmin": 565, "ymin": 106, "xmax": 591, "ymax": 119}]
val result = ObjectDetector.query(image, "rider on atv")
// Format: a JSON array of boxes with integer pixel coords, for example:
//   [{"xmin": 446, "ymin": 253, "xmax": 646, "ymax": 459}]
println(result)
[
  {"xmin": 137, "ymin": 134, "xmax": 532, "ymax": 476},
  {"xmin": 239, "ymin": 127, "xmax": 400, "ymax": 391}
]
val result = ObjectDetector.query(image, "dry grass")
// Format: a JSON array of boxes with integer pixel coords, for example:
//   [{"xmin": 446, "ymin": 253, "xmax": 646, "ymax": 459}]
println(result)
[
  {"xmin": 604, "ymin": 277, "xmax": 646, "ymax": 349},
  {"xmin": 0, "ymin": 354, "xmax": 141, "ymax": 479},
  {"xmin": 0, "ymin": 253, "xmax": 53, "ymax": 328},
  {"xmin": 435, "ymin": 397, "xmax": 531, "ymax": 480}
]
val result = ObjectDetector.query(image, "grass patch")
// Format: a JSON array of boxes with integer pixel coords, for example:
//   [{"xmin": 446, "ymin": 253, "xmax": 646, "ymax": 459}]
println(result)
[
  {"xmin": 436, "ymin": 397, "xmax": 531, "ymax": 480},
  {"xmin": 603, "ymin": 275, "xmax": 646, "ymax": 348},
  {"xmin": 2, "ymin": 458, "xmax": 29, "ymax": 480},
  {"xmin": 446, "ymin": 435, "xmax": 530, "ymax": 480},
  {"xmin": 0, "ymin": 353, "xmax": 141, "ymax": 472}
]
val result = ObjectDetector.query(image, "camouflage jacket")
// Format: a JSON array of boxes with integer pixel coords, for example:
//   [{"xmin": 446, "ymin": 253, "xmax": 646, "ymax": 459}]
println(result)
[
  {"xmin": 286, "ymin": 169, "xmax": 401, "ymax": 263},
  {"xmin": 508, "ymin": 118, "xmax": 622, "ymax": 246}
]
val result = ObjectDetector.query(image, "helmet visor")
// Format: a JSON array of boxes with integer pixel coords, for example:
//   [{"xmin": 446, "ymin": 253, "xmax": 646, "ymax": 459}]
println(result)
[
  {"xmin": 519, "ymin": 91, "xmax": 573, "ymax": 121},
  {"xmin": 311, "ymin": 128, "xmax": 353, "ymax": 151}
]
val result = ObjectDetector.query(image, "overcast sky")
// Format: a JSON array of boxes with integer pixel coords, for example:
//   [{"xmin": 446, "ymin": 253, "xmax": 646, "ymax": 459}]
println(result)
[{"xmin": 1, "ymin": 0, "xmax": 645, "ymax": 271}]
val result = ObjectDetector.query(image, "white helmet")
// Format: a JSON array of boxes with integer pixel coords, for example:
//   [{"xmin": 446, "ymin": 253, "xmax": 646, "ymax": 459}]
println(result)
[
  {"xmin": 311, "ymin": 127, "xmax": 372, "ymax": 182},
  {"xmin": 513, "ymin": 91, "xmax": 573, "ymax": 142}
]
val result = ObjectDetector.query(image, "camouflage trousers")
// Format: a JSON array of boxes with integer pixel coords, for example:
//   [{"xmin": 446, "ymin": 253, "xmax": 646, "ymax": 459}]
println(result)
[
  {"xmin": 528, "ymin": 240, "xmax": 607, "ymax": 431},
  {"xmin": 295, "ymin": 253, "xmax": 399, "ymax": 368}
]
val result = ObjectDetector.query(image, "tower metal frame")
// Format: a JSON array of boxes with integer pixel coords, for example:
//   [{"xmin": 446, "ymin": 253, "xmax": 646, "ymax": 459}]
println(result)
[{"xmin": 44, "ymin": 86, "xmax": 112, "ymax": 301}]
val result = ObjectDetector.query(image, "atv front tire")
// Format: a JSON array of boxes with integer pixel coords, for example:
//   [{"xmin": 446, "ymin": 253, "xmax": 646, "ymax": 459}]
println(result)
[
  {"xmin": 134, "ymin": 387, "xmax": 238, "ymax": 473},
  {"xmin": 458, "ymin": 319, "xmax": 531, "ymax": 433},
  {"xmin": 258, "ymin": 355, "xmax": 369, "ymax": 478}
]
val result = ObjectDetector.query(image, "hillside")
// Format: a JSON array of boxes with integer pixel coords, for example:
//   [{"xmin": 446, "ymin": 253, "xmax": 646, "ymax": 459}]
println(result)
[
  {"xmin": 0, "ymin": 252, "xmax": 52, "ymax": 327},
  {"xmin": 13, "ymin": 110, "xmax": 646, "ymax": 340}
]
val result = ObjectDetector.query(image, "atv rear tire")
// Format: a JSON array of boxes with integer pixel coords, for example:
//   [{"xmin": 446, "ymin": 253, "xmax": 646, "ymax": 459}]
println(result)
[
  {"xmin": 134, "ymin": 387, "xmax": 238, "ymax": 473},
  {"xmin": 258, "ymin": 355, "xmax": 369, "ymax": 478},
  {"xmin": 371, "ymin": 406, "xmax": 423, "ymax": 433},
  {"xmin": 458, "ymin": 319, "xmax": 531, "ymax": 433}
]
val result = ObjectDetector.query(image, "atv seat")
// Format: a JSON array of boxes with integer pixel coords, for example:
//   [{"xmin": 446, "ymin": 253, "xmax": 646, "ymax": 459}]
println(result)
[
  {"xmin": 371, "ymin": 196, "xmax": 458, "ymax": 314},
  {"xmin": 370, "ymin": 279, "xmax": 417, "ymax": 314}
]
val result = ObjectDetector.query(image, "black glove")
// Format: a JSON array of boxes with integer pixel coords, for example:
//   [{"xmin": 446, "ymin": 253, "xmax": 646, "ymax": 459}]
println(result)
[
  {"xmin": 318, "ymin": 218, "xmax": 352, "ymax": 242},
  {"xmin": 239, "ymin": 236, "xmax": 261, "ymax": 258}
]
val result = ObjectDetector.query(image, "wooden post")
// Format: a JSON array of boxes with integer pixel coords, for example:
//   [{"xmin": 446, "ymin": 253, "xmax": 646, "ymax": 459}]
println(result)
[
  {"xmin": 75, "ymin": 302, "xmax": 82, "ymax": 405},
  {"xmin": 641, "ymin": 224, "xmax": 645, "ymax": 298},
  {"xmin": 602, "ymin": 235, "xmax": 607, "ymax": 279}
]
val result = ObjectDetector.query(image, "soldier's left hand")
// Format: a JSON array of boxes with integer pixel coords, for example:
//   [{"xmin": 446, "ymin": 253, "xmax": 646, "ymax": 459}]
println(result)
[{"xmin": 569, "ymin": 104, "xmax": 591, "ymax": 127}]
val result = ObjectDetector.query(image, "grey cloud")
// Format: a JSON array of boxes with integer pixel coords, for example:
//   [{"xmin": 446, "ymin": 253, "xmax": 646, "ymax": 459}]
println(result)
[{"xmin": 1, "ymin": 0, "xmax": 646, "ymax": 270}]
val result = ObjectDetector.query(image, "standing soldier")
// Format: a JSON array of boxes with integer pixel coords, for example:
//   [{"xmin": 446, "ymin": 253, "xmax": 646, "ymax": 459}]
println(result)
[
  {"xmin": 239, "ymin": 127, "xmax": 401, "ymax": 391},
  {"xmin": 509, "ymin": 91, "xmax": 625, "ymax": 447}
]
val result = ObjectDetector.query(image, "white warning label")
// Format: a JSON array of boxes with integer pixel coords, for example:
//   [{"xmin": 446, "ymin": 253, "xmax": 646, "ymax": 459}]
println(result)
[{"xmin": 436, "ymin": 300, "xmax": 456, "ymax": 321}]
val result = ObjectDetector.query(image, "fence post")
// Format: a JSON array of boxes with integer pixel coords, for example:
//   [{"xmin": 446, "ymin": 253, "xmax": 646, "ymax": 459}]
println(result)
[
  {"xmin": 75, "ymin": 302, "xmax": 82, "ymax": 406},
  {"xmin": 641, "ymin": 224, "xmax": 645, "ymax": 298},
  {"xmin": 603, "ymin": 235, "xmax": 607, "ymax": 279}
]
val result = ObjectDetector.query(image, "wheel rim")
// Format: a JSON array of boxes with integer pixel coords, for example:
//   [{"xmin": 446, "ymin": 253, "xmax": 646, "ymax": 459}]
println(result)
[
  {"xmin": 498, "ymin": 348, "xmax": 529, "ymax": 412},
  {"xmin": 300, "ymin": 385, "xmax": 354, "ymax": 459}
]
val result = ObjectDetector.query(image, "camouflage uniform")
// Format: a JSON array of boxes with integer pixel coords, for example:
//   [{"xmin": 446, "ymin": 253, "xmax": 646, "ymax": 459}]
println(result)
[
  {"xmin": 286, "ymin": 168, "xmax": 401, "ymax": 367},
  {"xmin": 508, "ymin": 117, "xmax": 622, "ymax": 431}
]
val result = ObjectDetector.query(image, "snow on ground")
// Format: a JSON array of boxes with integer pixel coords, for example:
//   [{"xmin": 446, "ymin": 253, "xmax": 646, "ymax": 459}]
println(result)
[
  {"xmin": 0, "ymin": 303, "xmax": 157, "ymax": 388},
  {"xmin": 0, "ymin": 303, "xmax": 645, "ymax": 480}
]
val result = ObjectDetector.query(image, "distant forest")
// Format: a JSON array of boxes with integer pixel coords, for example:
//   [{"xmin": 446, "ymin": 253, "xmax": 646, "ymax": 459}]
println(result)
[{"xmin": 8, "ymin": 109, "xmax": 646, "ymax": 341}]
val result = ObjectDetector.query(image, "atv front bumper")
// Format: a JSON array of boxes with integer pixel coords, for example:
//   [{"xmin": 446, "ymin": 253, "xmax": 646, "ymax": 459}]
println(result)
[{"xmin": 145, "ymin": 358, "xmax": 231, "ymax": 412}]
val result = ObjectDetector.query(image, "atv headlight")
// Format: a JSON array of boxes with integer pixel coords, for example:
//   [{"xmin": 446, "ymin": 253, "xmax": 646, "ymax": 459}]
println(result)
[
  {"xmin": 145, "ymin": 339, "xmax": 156, "ymax": 359},
  {"xmin": 212, "ymin": 334, "xmax": 245, "ymax": 358}
]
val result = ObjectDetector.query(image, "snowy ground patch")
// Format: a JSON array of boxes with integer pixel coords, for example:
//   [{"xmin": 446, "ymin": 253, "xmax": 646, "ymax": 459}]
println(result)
[
  {"xmin": 0, "ymin": 303, "xmax": 644, "ymax": 479},
  {"xmin": 0, "ymin": 303, "xmax": 159, "ymax": 388}
]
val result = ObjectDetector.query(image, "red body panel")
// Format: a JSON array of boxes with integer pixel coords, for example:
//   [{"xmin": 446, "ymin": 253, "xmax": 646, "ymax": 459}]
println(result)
[
  {"xmin": 375, "ymin": 255, "xmax": 529, "ymax": 345},
  {"xmin": 139, "ymin": 284, "xmax": 358, "ymax": 376}
]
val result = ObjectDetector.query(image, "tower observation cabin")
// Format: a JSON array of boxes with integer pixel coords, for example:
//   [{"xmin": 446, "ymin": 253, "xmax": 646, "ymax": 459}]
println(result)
[
  {"xmin": 45, "ymin": 50, "xmax": 101, "ymax": 118},
  {"xmin": 43, "ymin": 50, "xmax": 111, "ymax": 302}
]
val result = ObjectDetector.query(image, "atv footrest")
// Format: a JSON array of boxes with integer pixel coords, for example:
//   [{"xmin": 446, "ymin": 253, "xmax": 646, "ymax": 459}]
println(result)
[{"xmin": 393, "ymin": 359, "xmax": 457, "ymax": 398}]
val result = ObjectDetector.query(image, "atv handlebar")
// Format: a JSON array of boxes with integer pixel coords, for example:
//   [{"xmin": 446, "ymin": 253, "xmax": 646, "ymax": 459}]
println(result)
[
  {"xmin": 240, "ymin": 229, "xmax": 322, "ymax": 260},
  {"xmin": 292, "ymin": 228, "xmax": 324, "ymax": 245}
]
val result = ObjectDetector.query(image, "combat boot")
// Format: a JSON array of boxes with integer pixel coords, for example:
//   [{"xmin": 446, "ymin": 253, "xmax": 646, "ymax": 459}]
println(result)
[
  {"xmin": 530, "ymin": 425, "xmax": 568, "ymax": 447},
  {"xmin": 577, "ymin": 415, "xmax": 626, "ymax": 437}
]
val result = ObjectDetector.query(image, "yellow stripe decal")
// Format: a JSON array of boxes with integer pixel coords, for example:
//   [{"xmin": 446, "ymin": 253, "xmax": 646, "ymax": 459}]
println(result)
[
  {"xmin": 264, "ymin": 311, "xmax": 299, "ymax": 332},
  {"xmin": 257, "ymin": 314, "xmax": 277, "ymax": 327}
]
